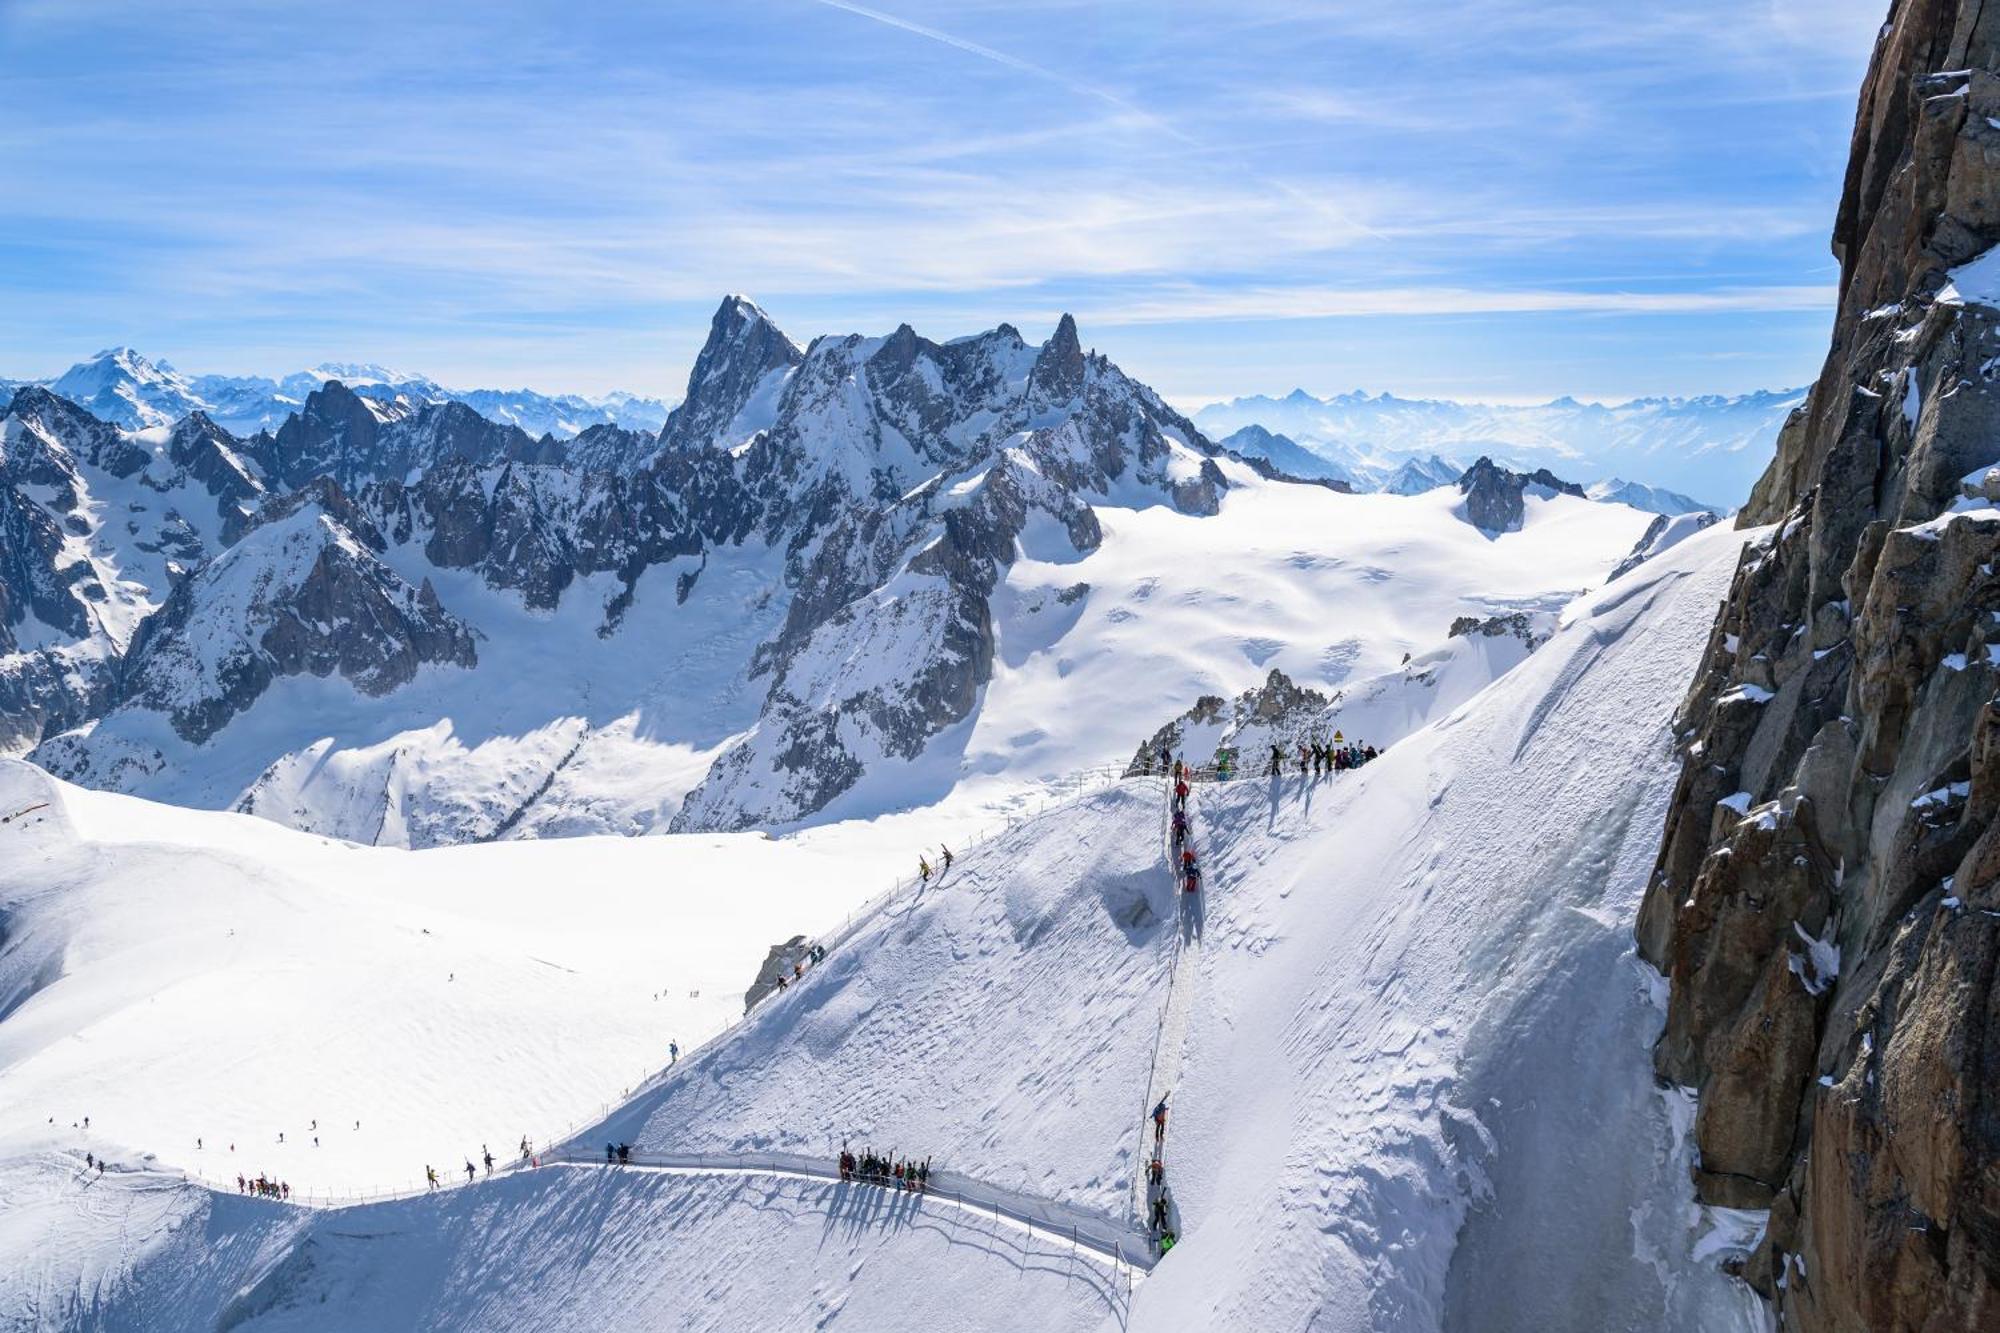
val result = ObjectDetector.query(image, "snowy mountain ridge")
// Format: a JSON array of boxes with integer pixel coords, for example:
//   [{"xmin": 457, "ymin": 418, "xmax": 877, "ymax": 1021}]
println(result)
[
  {"xmin": 1194, "ymin": 385, "xmax": 1799, "ymax": 507},
  {"xmin": 3, "ymin": 345, "xmax": 674, "ymax": 438},
  {"xmin": 8, "ymin": 296, "xmax": 1658, "ymax": 846}
]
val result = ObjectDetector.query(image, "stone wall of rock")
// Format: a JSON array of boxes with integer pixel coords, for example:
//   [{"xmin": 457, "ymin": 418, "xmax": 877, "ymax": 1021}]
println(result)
[{"xmin": 1636, "ymin": 3, "xmax": 2000, "ymax": 1325}]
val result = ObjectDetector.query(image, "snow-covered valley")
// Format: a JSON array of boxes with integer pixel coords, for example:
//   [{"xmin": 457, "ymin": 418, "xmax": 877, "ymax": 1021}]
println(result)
[{"xmin": 1, "ymin": 513, "xmax": 1769, "ymax": 1331}]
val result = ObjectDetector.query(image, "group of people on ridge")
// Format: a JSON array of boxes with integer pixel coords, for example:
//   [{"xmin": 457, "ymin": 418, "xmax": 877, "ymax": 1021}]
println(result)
[
  {"xmin": 1272, "ymin": 737, "xmax": 1378, "ymax": 777},
  {"xmin": 1148, "ymin": 1096, "xmax": 1177, "ymax": 1253},
  {"xmin": 771, "ymin": 941, "xmax": 827, "ymax": 995},
  {"xmin": 838, "ymin": 1146, "xmax": 931, "ymax": 1192},
  {"xmin": 1171, "ymin": 766, "xmax": 1201, "ymax": 895},
  {"xmin": 237, "ymin": 1172, "xmax": 289, "ymax": 1200}
]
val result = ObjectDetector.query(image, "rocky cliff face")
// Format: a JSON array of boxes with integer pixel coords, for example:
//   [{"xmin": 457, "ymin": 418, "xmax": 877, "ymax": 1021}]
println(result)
[
  {"xmin": 1454, "ymin": 455, "xmax": 1586, "ymax": 533},
  {"xmin": 1636, "ymin": 4, "xmax": 2000, "ymax": 1326},
  {"xmin": 23, "ymin": 298, "xmax": 1244, "ymax": 833}
]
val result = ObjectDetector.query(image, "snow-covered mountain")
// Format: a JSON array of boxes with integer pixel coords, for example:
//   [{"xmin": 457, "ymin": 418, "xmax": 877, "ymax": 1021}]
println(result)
[
  {"xmin": 0, "ymin": 516, "xmax": 1764, "ymax": 1332},
  {"xmin": 1214, "ymin": 423, "xmax": 1359, "ymax": 485},
  {"xmin": 7, "ymin": 347, "xmax": 673, "ymax": 438},
  {"xmin": 1194, "ymin": 386, "xmax": 1797, "ymax": 507},
  {"xmin": 8, "ymin": 297, "xmax": 1656, "ymax": 846}
]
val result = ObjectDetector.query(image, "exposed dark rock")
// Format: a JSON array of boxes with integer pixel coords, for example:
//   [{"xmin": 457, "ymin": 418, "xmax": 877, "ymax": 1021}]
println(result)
[
  {"xmin": 1446, "ymin": 612, "xmax": 1551, "ymax": 649},
  {"xmin": 745, "ymin": 935, "xmax": 813, "ymax": 1012},
  {"xmin": 100, "ymin": 480, "xmax": 478, "ymax": 744},
  {"xmin": 658, "ymin": 295, "xmax": 804, "ymax": 455},
  {"xmin": 1638, "ymin": 6, "xmax": 2000, "ymax": 1324},
  {"xmin": 1455, "ymin": 455, "xmax": 1587, "ymax": 534}
]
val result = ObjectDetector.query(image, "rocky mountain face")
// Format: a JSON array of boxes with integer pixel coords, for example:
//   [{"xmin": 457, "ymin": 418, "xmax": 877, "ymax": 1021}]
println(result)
[
  {"xmin": 1455, "ymin": 455, "xmax": 1586, "ymax": 533},
  {"xmin": 19, "ymin": 298, "xmax": 1245, "ymax": 835},
  {"xmin": 1636, "ymin": 5, "xmax": 2000, "ymax": 1326}
]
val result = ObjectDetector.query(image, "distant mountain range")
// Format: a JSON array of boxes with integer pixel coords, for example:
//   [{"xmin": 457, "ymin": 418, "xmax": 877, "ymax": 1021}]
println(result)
[
  {"xmin": 0, "ymin": 347, "xmax": 673, "ymax": 439},
  {"xmin": 1196, "ymin": 386, "xmax": 1805, "ymax": 511}
]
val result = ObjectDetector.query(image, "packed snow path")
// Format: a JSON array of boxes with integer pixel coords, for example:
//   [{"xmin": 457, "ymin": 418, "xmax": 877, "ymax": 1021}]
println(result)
[
  {"xmin": 1133, "ymin": 774, "xmax": 1204, "ymax": 1227},
  {"xmin": 531, "ymin": 1148, "xmax": 1160, "ymax": 1273}
]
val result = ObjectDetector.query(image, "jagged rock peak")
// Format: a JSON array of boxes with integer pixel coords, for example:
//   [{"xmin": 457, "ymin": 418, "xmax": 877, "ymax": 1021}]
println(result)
[
  {"xmin": 1031, "ymin": 312, "xmax": 1086, "ymax": 402},
  {"xmin": 658, "ymin": 294, "xmax": 806, "ymax": 454},
  {"xmin": 1454, "ymin": 455, "xmax": 1585, "ymax": 533}
]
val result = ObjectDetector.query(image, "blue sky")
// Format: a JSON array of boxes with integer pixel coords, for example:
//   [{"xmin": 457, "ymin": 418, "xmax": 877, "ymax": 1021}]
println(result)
[{"xmin": 0, "ymin": 0, "xmax": 1886, "ymax": 405}]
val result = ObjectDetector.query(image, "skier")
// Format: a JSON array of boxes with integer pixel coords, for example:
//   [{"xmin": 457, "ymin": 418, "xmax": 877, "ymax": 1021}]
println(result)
[
  {"xmin": 606, "ymin": 1142, "xmax": 616, "ymax": 1164},
  {"xmin": 482, "ymin": 1147, "xmax": 494, "ymax": 1175},
  {"xmin": 465, "ymin": 1160, "xmax": 476, "ymax": 1183},
  {"xmin": 1269, "ymin": 744, "xmax": 1284, "ymax": 776},
  {"xmin": 426, "ymin": 1165, "xmax": 439, "ymax": 1190},
  {"xmin": 941, "ymin": 844, "xmax": 953, "ymax": 871},
  {"xmin": 1152, "ymin": 1096, "xmax": 1169, "ymax": 1145},
  {"xmin": 1158, "ymin": 1229, "xmax": 1177, "ymax": 1255},
  {"xmin": 1147, "ymin": 1157, "xmax": 1164, "ymax": 1187},
  {"xmin": 919, "ymin": 856, "xmax": 933, "ymax": 884},
  {"xmin": 237, "ymin": 1173, "xmax": 246, "ymax": 1194},
  {"xmin": 670, "ymin": 1039, "xmax": 680, "ymax": 1064},
  {"xmin": 1150, "ymin": 1191, "xmax": 1170, "ymax": 1230},
  {"xmin": 1184, "ymin": 863, "xmax": 1201, "ymax": 895},
  {"xmin": 1180, "ymin": 847, "xmax": 1196, "ymax": 873}
]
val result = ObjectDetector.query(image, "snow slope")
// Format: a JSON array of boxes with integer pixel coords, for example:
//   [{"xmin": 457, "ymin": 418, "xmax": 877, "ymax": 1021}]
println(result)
[
  {"xmin": 0, "ymin": 516, "xmax": 1765, "ymax": 1332},
  {"xmin": 0, "ymin": 760, "xmax": 921, "ymax": 1200},
  {"xmin": 1126, "ymin": 520, "xmax": 1763, "ymax": 1332},
  {"xmin": 845, "ymin": 470, "xmax": 1652, "ymax": 825}
]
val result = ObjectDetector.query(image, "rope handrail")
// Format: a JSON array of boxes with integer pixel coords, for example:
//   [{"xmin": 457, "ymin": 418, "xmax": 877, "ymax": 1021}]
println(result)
[{"xmin": 535, "ymin": 1147, "xmax": 1158, "ymax": 1272}]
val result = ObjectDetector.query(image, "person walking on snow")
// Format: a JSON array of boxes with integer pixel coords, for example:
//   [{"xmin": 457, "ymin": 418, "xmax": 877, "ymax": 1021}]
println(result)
[
  {"xmin": 465, "ymin": 1160, "xmax": 476, "ymax": 1183},
  {"xmin": 919, "ymin": 857, "xmax": 932, "ymax": 884},
  {"xmin": 941, "ymin": 845, "xmax": 953, "ymax": 871},
  {"xmin": 483, "ymin": 1147, "xmax": 494, "ymax": 1175},
  {"xmin": 426, "ymin": 1165, "xmax": 439, "ymax": 1190},
  {"xmin": 669, "ymin": 1039, "xmax": 679, "ymax": 1064},
  {"xmin": 1152, "ymin": 1096, "xmax": 1169, "ymax": 1145}
]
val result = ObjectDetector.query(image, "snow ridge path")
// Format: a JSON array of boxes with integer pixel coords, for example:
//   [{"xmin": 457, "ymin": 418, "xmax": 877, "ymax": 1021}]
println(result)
[
  {"xmin": 534, "ymin": 1148, "xmax": 1159, "ymax": 1273},
  {"xmin": 1132, "ymin": 777, "xmax": 1202, "ymax": 1226}
]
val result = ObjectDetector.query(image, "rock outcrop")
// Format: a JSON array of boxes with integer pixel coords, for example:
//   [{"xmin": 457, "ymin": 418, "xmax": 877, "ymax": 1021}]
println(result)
[
  {"xmin": 97, "ymin": 481, "xmax": 476, "ymax": 746},
  {"xmin": 1454, "ymin": 455, "xmax": 1586, "ymax": 533},
  {"xmin": 1637, "ymin": 5, "xmax": 2000, "ymax": 1326}
]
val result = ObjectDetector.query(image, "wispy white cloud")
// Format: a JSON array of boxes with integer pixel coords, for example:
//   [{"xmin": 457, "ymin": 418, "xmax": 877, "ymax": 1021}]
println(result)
[
  {"xmin": 0, "ymin": 0, "xmax": 1885, "ymax": 400},
  {"xmin": 1080, "ymin": 282, "xmax": 1839, "ymax": 326}
]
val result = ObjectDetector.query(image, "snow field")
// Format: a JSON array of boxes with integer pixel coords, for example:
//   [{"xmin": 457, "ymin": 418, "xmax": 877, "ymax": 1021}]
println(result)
[
  {"xmin": 9, "ymin": 1154, "xmax": 1133, "ymax": 1332},
  {"xmin": 0, "ymin": 761, "xmax": 922, "ymax": 1199},
  {"xmin": 0, "ymin": 506, "xmax": 1769, "ymax": 1333}
]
